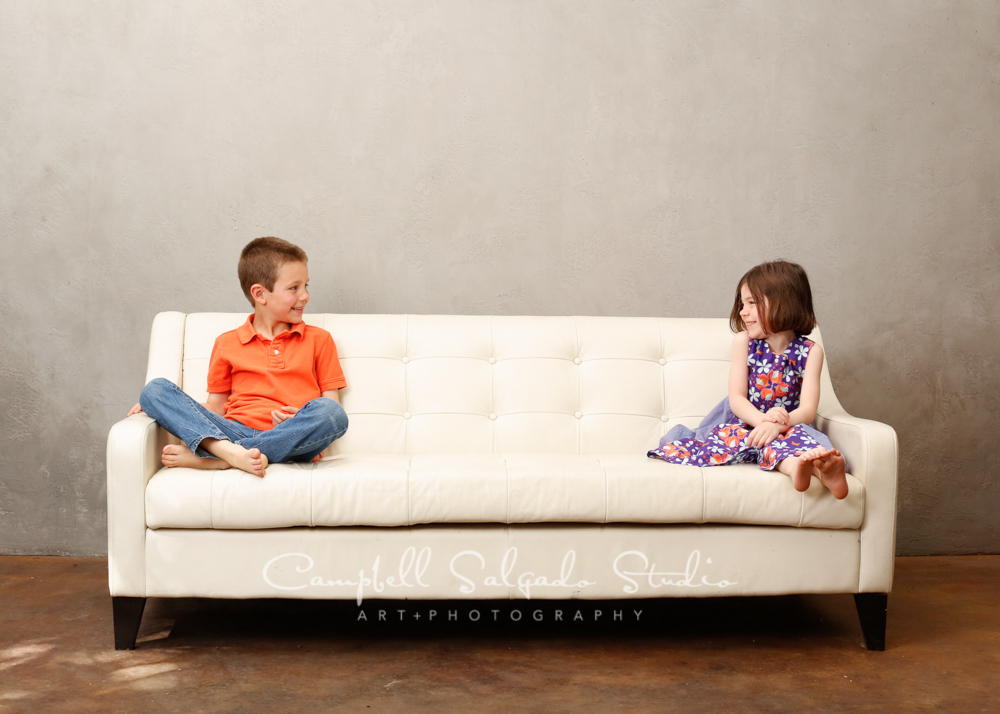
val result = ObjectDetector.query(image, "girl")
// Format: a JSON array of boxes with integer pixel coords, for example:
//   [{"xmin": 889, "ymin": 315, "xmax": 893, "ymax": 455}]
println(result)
[{"xmin": 648, "ymin": 260, "xmax": 849, "ymax": 499}]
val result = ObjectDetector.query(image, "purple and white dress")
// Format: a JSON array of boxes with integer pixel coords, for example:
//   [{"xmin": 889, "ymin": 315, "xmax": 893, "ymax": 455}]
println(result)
[{"xmin": 648, "ymin": 335, "xmax": 845, "ymax": 471}]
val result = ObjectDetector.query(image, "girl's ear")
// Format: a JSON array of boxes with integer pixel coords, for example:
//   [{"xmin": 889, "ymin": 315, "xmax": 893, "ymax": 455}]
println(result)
[{"xmin": 250, "ymin": 284, "xmax": 267, "ymax": 305}]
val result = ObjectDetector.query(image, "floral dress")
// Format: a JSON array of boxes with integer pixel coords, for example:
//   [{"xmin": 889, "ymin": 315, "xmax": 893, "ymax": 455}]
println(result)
[{"xmin": 648, "ymin": 335, "xmax": 824, "ymax": 471}]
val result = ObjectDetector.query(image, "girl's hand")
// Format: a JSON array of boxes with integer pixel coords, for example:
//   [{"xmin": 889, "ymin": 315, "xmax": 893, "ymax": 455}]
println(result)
[
  {"xmin": 127, "ymin": 403, "xmax": 144, "ymax": 417},
  {"xmin": 271, "ymin": 406, "xmax": 299, "ymax": 427},
  {"xmin": 763, "ymin": 407, "xmax": 790, "ymax": 427},
  {"xmin": 748, "ymin": 421, "xmax": 784, "ymax": 448}
]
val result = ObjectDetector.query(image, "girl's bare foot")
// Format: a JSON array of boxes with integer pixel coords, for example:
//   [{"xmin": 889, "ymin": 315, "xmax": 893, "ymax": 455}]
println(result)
[
  {"xmin": 162, "ymin": 444, "xmax": 230, "ymax": 470},
  {"xmin": 814, "ymin": 449, "xmax": 848, "ymax": 500},
  {"xmin": 201, "ymin": 439, "xmax": 268, "ymax": 478},
  {"xmin": 789, "ymin": 451, "xmax": 822, "ymax": 492}
]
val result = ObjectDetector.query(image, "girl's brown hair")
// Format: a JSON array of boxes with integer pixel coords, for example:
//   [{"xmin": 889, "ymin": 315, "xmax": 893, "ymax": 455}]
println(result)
[
  {"xmin": 238, "ymin": 237, "xmax": 308, "ymax": 307},
  {"xmin": 729, "ymin": 260, "xmax": 817, "ymax": 336}
]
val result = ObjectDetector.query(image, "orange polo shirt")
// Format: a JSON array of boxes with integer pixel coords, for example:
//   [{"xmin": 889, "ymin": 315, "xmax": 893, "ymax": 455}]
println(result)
[{"xmin": 206, "ymin": 314, "xmax": 347, "ymax": 431}]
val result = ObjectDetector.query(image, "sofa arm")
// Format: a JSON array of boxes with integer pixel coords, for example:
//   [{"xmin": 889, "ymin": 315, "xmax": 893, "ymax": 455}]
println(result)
[
  {"xmin": 814, "ymin": 411, "xmax": 899, "ymax": 593},
  {"xmin": 107, "ymin": 414, "xmax": 168, "ymax": 597}
]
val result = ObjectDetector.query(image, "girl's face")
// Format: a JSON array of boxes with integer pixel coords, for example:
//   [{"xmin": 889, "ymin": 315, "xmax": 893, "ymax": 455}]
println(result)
[{"xmin": 739, "ymin": 284, "xmax": 767, "ymax": 339}]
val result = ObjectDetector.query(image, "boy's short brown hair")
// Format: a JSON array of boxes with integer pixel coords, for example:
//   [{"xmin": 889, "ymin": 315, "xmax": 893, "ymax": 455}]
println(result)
[
  {"xmin": 729, "ymin": 260, "xmax": 817, "ymax": 336},
  {"xmin": 238, "ymin": 237, "xmax": 308, "ymax": 306}
]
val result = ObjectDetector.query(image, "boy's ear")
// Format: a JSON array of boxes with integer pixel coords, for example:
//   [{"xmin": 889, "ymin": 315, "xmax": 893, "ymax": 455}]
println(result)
[{"xmin": 250, "ymin": 284, "xmax": 267, "ymax": 305}]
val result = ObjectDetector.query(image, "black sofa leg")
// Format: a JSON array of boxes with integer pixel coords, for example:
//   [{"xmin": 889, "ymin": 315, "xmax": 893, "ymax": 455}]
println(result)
[
  {"xmin": 113, "ymin": 597, "xmax": 147, "ymax": 650},
  {"xmin": 853, "ymin": 593, "xmax": 887, "ymax": 651}
]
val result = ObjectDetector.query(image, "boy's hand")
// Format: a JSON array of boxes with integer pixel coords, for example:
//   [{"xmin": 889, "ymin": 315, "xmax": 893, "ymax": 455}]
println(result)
[
  {"xmin": 763, "ymin": 407, "xmax": 790, "ymax": 427},
  {"xmin": 271, "ymin": 406, "xmax": 299, "ymax": 427},
  {"xmin": 127, "ymin": 403, "xmax": 144, "ymax": 417},
  {"xmin": 748, "ymin": 420, "xmax": 784, "ymax": 448}
]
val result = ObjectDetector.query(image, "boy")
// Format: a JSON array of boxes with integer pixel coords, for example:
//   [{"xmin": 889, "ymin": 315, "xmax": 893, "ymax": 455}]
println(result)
[{"xmin": 127, "ymin": 237, "xmax": 348, "ymax": 477}]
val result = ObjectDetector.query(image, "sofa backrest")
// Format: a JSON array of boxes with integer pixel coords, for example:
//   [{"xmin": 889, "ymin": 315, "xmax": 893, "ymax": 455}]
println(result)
[{"xmin": 147, "ymin": 312, "xmax": 838, "ymax": 456}]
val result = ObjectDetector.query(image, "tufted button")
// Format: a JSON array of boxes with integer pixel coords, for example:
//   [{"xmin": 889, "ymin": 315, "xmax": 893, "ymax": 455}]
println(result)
[
  {"xmin": 659, "ymin": 358, "xmax": 666, "ymax": 365},
  {"xmin": 574, "ymin": 411, "xmax": 583, "ymax": 419},
  {"xmin": 574, "ymin": 357, "xmax": 582, "ymax": 365},
  {"xmin": 402, "ymin": 356, "xmax": 410, "ymax": 364},
  {"xmin": 403, "ymin": 412, "xmax": 411, "ymax": 419},
  {"xmin": 489, "ymin": 413, "xmax": 497, "ymax": 420},
  {"xmin": 661, "ymin": 415, "xmax": 669, "ymax": 422},
  {"xmin": 488, "ymin": 357, "xmax": 496, "ymax": 364}
]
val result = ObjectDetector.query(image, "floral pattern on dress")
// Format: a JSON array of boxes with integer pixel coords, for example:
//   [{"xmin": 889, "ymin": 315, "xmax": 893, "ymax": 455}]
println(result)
[{"xmin": 648, "ymin": 334, "xmax": 822, "ymax": 471}]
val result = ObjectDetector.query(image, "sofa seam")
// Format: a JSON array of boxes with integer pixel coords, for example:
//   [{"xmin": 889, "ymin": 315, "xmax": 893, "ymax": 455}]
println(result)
[
  {"xmin": 860, "ymin": 420, "xmax": 871, "ymax": 589},
  {"xmin": 700, "ymin": 465, "xmax": 706, "ymax": 523},
  {"xmin": 209, "ymin": 469, "xmax": 215, "ymax": 530},
  {"xmin": 655, "ymin": 318, "xmax": 666, "ymax": 436},
  {"xmin": 575, "ymin": 318, "xmax": 583, "ymax": 454},
  {"xmin": 108, "ymin": 424, "xmax": 118, "ymax": 594},
  {"xmin": 152, "ymin": 312, "xmax": 186, "ymax": 594},
  {"xmin": 889, "ymin": 428, "xmax": 899, "ymax": 589},
  {"xmin": 142, "ymin": 420, "xmax": 150, "ymax": 596},
  {"xmin": 490, "ymin": 315, "xmax": 496, "ymax": 454},
  {"xmin": 502, "ymin": 453, "xmax": 510, "ymax": 524},
  {"xmin": 356, "ymin": 355, "xmax": 722, "ymax": 364},
  {"xmin": 860, "ymin": 426, "xmax": 870, "ymax": 532},
  {"xmin": 141, "ymin": 420, "xmax": 152, "ymax": 596},
  {"xmin": 821, "ymin": 412, "xmax": 875, "ymax": 591},
  {"xmin": 366, "ymin": 410, "xmax": 686, "ymax": 418},
  {"xmin": 505, "ymin": 523, "xmax": 512, "ymax": 600},
  {"xmin": 599, "ymin": 456, "xmax": 608, "ymax": 523},
  {"xmin": 139, "ymin": 422, "xmax": 146, "ymax": 597},
  {"xmin": 404, "ymin": 314, "xmax": 410, "ymax": 457}
]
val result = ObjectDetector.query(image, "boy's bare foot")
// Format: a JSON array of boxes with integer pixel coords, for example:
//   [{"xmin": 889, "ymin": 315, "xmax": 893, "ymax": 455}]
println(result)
[
  {"xmin": 162, "ymin": 444, "xmax": 231, "ymax": 470},
  {"xmin": 201, "ymin": 439, "xmax": 268, "ymax": 478},
  {"xmin": 232, "ymin": 447, "xmax": 268, "ymax": 478},
  {"xmin": 814, "ymin": 449, "xmax": 849, "ymax": 500}
]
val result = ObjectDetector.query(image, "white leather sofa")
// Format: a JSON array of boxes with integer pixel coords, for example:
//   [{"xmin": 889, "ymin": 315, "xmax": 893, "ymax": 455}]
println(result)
[{"xmin": 107, "ymin": 312, "xmax": 898, "ymax": 649}]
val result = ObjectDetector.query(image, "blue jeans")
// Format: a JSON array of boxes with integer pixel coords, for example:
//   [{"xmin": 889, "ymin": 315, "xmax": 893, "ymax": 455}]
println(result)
[{"xmin": 139, "ymin": 378, "xmax": 348, "ymax": 463}]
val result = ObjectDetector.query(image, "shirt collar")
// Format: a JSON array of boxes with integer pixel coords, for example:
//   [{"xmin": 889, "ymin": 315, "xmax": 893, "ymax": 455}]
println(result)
[{"xmin": 236, "ymin": 314, "xmax": 306, "ymax": 344}]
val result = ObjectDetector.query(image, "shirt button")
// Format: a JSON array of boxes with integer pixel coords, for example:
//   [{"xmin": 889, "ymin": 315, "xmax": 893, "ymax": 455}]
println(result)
[{"xmin": 274, "ymin": 350, "xmax": 280, "ymax": 355}]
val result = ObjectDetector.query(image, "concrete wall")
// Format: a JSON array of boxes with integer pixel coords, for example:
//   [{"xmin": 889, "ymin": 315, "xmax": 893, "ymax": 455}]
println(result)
[{"xmin": 1, "ymin": 1, "xmax": 997, "ymax": 556}]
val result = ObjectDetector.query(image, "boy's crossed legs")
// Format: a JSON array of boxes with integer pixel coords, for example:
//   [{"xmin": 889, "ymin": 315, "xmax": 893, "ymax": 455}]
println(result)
[{"xmin": 139, "ymin": 378, "xmax": 348, "ymax": 477}]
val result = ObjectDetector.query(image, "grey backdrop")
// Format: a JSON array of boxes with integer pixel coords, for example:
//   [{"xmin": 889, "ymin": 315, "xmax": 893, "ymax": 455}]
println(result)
[{"xmin": 1, "ymin": 2, "xmax": 997, "ymax": 556}]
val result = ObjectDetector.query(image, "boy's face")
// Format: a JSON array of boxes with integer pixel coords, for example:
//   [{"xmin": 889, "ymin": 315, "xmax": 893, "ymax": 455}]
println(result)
[{"xmin": 257, "ymin": 260, "xmax": 310, "ymax": 324}]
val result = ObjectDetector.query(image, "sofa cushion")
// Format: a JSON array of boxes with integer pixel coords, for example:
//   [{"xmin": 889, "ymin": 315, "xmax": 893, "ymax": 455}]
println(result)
[{"xmin": 144, "ymin": 454, "xmax": 864, "ymax": 530}]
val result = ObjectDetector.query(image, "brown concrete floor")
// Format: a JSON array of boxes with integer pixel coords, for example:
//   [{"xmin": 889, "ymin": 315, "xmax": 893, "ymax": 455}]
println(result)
[{"xmin": 0, "ymin": 556, "xmax": 997, "ymax": 713}]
